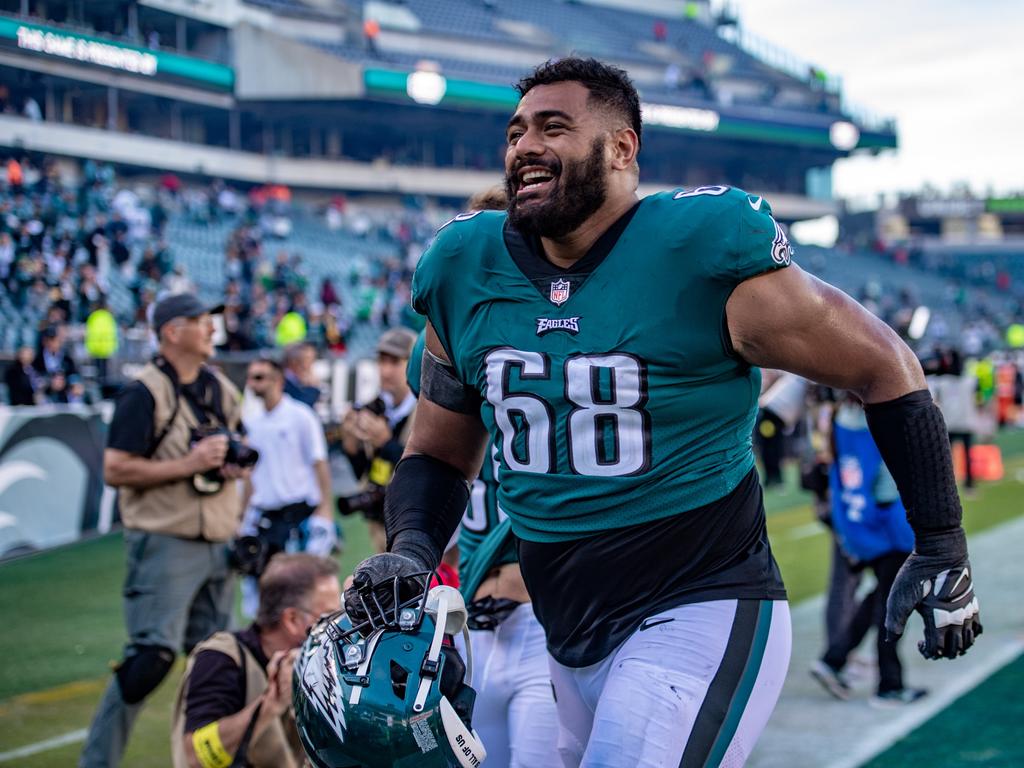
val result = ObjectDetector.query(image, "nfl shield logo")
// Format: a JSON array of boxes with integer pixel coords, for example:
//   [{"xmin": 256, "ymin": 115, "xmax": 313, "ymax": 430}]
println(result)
[{"xmin": 549, "ymin": 279, "xmax": 571, "ymax": 306}]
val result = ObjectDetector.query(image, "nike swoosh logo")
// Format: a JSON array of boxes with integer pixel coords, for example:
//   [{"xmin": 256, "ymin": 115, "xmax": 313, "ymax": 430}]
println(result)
[
  {"xmin": 748, "ymin": 196, "xmax": 763, "ymax": 212},
  {"xmin": 639, "ymin": 617, "xmax": 674, "ymax": 632}
]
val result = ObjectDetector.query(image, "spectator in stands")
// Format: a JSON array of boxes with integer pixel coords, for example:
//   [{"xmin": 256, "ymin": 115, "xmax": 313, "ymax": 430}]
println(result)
[
  {"xmin": 22, "ymin": 96, "xmax": 42, "ymax": 122},
  {"xmin": 0, "ymin": 231, "xmax": 14, "ymax": 285},
  {"xmin": 338, "ymin": 327, "xmax": 417, "ymax": 553},
  {"xmin": 79, "ymin": 294, "xmax": 246, "ymax": 768},
  {"xmin": 282, "ymin": 342, "xmax": 320, "ymax": 407},
  {"xmin": 33, "ymin": 325, "xmax": 77, "ymax": 382},
  {"xmin": 171, "ymin": 553, "xmax": 340, "ymax": 768},
  {"xmin": 4, "ymin": 345, "xmax": 39, "ymax": 405}
]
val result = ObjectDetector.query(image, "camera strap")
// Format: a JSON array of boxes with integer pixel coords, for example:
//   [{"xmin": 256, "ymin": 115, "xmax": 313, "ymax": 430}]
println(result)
[
  {"xmin": 145, "ymin": 357, "xmax": 228, "ymax": 458},
  {"xmin": 145, "ymin": 357, "xmax": 182, "ymax": 459}
]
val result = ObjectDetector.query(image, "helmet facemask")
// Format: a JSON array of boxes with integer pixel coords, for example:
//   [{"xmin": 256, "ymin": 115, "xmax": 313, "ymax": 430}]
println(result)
[{"xmin": 294, "ymin": 575, "xmax": 487, "ymax": 768}]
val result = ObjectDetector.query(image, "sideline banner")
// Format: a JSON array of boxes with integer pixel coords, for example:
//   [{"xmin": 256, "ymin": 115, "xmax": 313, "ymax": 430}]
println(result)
[{"xmin": 0, "ymin": 404, "xmax": 115, "ymax": 560}]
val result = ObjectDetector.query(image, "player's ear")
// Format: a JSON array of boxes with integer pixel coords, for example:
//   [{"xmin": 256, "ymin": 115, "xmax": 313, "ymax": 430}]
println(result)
[{"xmin": 608, "ymin": 126, "xmax": 639, "ymax": 171}]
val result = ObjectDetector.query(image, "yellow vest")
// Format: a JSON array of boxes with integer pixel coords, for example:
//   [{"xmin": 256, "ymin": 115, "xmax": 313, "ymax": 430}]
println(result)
[
  {"xmin": 275, "ymin": 312, "xmax": 307, "ymax": 347},
  {"xmin": 171, "ymin": 631, "xmax": 303, "ymax": 768},
  {"xmin": 85, "ymin": 309, "xmax": 118, "ymax": 359},
  {"xmin": 117, "ymin": 363, "xmax": 243, "ymax": 541}
]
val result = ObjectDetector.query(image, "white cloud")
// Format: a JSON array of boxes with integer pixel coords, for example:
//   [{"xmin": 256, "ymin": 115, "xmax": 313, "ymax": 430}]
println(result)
[{"xmin": 723, "ymin": 1, "xmax": 1024, "ymax": 197}]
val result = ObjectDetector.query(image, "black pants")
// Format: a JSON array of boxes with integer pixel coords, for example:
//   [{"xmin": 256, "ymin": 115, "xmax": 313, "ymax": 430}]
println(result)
[
  {"xmin": 756, "ymin": 409, "xmax": 786, "ymax": 486},
  {"xmin": 823, "ymin": 550, "xmax": 910, "ymax": 693},
  {"xmin": 824, "ymin": 537, "xmax": 861, "ymax": 651},
  {"xmin": 256, "ymin": 501, "xmax": 315, "ymax": 568}
]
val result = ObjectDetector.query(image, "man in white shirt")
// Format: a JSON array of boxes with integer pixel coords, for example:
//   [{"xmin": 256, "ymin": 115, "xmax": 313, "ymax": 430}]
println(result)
[{"xmin": 241, "ymin": 357, "xmax": 337, "ymax": 601}]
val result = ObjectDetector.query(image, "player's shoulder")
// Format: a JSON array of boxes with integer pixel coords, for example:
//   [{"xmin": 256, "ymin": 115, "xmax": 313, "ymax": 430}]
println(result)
[
  {"xmin": 648, "ymin": 184, "xmax": 771, "ymax": 220},
  {"xmin": 431, "ymin": 209, "xmax": 507, "ymax": 249},
  {"xmin": 415, "ymin": 210, "xmax": 506, "ymax": 308}
]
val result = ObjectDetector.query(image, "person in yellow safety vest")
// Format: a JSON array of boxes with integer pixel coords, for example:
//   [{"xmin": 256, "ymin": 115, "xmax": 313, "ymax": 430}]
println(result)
[
  {"xmin": 274, "ymin": 311, "xmax": 306, "ymax": 348},
  {"xmin": 85, "ymin": 300, "xmax": 118, "ymax": 385}
]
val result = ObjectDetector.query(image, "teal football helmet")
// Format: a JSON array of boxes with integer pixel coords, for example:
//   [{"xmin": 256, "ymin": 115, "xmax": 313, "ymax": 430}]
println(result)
[{"xmin": 293, "ymin": 572, "xmax": 487, "ymax": 768}]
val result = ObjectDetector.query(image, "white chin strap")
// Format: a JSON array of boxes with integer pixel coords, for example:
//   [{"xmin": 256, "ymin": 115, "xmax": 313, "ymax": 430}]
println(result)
[
  {"xmin": 440, "ymin": 695, "xmax": 487, "ymax": 767},
  {"xmin": 414, "ymin": 586, "xmax": 471, "ymax": 713}
]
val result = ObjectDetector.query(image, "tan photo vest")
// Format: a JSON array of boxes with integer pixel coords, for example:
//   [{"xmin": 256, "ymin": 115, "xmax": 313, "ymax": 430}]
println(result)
[
  {"xmin": 171, "ymin": 631, "xmax": 304, "ymax": 768},
  {"xmin": 117, "ymin": 362, "xmax": 243, "ymax": 541}
]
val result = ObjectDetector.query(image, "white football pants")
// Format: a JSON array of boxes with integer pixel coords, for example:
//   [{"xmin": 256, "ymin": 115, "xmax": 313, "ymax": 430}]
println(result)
[
  {"xmin": 465, "ymin": 603, "xmax": 560, "ymax": 768},
  {"xmin": 549, "ymin": 599, "xmax": 791, "ymax": 768}
]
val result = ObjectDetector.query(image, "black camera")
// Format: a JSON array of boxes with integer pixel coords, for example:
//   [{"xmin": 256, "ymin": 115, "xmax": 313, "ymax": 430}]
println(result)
[
  {"xmin": 336, "ymin": 485, "xmax": 386, "ymax": 521},
  {"xmin": 228, "ymin": 535, "xmax": 269, "ymax": 577},
  {"xmin": 190, "ymin": 425, "xmax": 260, "ymax": 494}
]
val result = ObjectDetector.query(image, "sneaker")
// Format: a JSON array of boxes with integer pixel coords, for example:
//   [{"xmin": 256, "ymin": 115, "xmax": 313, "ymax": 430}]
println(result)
[
  {"xmin": 809, "ymin": 660, "xmax": 851, "ymax": 700},
  {"xmin": 870, "ymin": 688, "xmax": 928, "ymax": 708}
]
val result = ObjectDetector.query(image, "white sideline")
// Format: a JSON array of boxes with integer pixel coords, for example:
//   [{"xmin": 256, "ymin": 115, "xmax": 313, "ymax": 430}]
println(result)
[
  {"xmin": 0, "ymin": 728, "xmax": 87, "ymax": 763},
  {"xmin": 825, "ymin": 640, "xmax": 1024, "ymax": 768}
]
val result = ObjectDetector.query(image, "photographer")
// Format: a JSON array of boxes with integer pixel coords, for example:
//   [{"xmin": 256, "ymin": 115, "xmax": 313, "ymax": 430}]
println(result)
[
  {"xmin": 338, "ymin": 327, "xmax": 417, "ymax": 553},
  {"xmin": 80, "ymin": 294, "xmax": 249, "ymax": 768},
  {"xmin": 172, "ymin": 553, "xmax": 341, "ymax": 768},
  {"xmin": 237, "ymin": 356, "xmax": 337, "ymax": 612}
]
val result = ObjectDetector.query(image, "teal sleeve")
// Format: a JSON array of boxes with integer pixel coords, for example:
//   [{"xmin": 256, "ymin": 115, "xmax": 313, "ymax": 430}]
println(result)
[
  {"xmin": 406, "ymin": 330, "xmax": 427, "ymax": 396},
  {"xmin": 410, "ymin": 215, "xmax": 474, "ymax": 364},
  {"xmin": 722, "ymin": 191, "xmax": 793, "ymax": 283}
]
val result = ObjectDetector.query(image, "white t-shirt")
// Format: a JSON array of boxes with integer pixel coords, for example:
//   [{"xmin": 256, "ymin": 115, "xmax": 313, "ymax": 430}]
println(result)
[{"xmin": 244, "ymin": 394, "xmax": 327, "ymax": 510}]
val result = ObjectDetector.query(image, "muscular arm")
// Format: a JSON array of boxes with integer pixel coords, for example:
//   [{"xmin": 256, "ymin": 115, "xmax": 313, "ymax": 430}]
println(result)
[
  {"xmin": 730, "ymin": 263, "xmax": 982, "ymax": 659},
  {"xmin": 726, "ymin": 263, "xmax": 925, "ymax": 402},
  {"xmin": 402, "ymin": 323, "xmax": 489, "ymax": 479}
]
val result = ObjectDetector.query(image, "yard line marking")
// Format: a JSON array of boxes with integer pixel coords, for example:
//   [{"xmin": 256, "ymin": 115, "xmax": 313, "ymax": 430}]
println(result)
[
  {"xmin": 16, "ymin": 678, "xmax": 105, "ymax": 706},
  {"xmin": 824, "ymin": 639, "xmax": 1024, "ymax": 768},
  {"xmin": 0, "ymin": 728, "xmax": 87, "ymax": 763},
  {"xmin": 785, "ymin": 523, "xmax": 824, "ymax": 541}
]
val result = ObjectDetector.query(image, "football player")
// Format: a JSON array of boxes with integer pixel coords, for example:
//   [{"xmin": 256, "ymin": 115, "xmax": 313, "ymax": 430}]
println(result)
[{"xmin": 347, "ymin": 57, "xmax": 981, "ymax": 766}]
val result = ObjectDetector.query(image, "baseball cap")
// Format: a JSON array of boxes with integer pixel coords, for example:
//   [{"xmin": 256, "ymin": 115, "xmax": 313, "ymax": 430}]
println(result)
[
  {"xmin": 151, "ymin": 293, "xmax": 224, "ymax": 334},
  {"xmin": 376, "ymin": 327, "xmax": 418, "ymax": 359}
]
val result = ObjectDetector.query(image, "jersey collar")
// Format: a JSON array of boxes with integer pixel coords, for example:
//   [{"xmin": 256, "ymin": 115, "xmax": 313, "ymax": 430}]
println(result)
[{"xmin": 502, "ymin": 200, "xmax": 642, "ymax": 303}]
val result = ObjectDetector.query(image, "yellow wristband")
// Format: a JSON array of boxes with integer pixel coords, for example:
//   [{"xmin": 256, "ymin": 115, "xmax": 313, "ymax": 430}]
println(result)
[
  {"xmin": 192, "ymin": 721, "xmax": 233, "ymax": 768},
  {"xmin": 368, "ymin": 457, "xmax": 394, "ymax": 486}
]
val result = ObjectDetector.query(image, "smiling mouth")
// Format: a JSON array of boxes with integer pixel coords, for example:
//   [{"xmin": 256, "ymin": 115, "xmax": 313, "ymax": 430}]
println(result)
[{"xmin": 516, "ymin": 168, "xmax": 557, "ymax": 198}]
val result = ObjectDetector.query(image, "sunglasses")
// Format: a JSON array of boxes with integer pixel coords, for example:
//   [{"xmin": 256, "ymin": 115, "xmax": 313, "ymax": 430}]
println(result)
[{"xmin": 247, "ymin": 373, "xmax": 268, "ymax": 382}]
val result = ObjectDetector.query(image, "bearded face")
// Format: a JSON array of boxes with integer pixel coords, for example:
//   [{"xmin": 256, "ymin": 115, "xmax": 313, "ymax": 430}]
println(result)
[{"xmin": 505, "ymin": 137, "xmax": 608, "ymax": 239}]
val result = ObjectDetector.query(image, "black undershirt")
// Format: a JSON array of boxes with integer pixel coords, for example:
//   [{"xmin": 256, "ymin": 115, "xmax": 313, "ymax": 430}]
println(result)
[
  {"xmin": 518, "ymin": 468, "xmax": 787, "ymax": 668},
  {"xmin": 184, "ymin": 625, "xmax": 268, "ymax": 733}
]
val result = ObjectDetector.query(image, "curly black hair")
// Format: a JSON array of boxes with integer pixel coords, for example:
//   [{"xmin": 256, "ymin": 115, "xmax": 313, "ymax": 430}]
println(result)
[{"xmin": 516, "ymin": 57, "xmax": 642, "ymax": 148}]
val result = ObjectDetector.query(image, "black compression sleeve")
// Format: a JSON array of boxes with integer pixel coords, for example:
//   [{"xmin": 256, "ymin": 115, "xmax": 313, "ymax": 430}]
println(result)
[
  {"xmin": 384, "ymin": 454, "xmax": 471, "ymax": 569},
  {"xmin": 864, "ymin": 389, "xmax": 963, "ymax": 535}
]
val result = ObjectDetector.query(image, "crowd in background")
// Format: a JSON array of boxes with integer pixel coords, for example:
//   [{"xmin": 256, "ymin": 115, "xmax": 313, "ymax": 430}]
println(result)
[{"xmin": 2, "ymin": 152, "xmax": 1024, "ymax": 414}]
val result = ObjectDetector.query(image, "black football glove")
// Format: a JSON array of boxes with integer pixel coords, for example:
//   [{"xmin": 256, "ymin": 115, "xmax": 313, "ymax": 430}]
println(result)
[
  {"xmin": 885, "ymin": 528, "xmax": 982, "ymax": 660},
  {"xmin": 343, "ymin": 552, "xmax": 427, "ymax": 629}
]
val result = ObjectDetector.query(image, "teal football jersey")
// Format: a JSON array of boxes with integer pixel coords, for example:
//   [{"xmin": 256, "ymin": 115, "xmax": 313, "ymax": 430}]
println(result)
[{"xmin": 411, "ymin": 186, "xmax": 792, "ymax": 543}]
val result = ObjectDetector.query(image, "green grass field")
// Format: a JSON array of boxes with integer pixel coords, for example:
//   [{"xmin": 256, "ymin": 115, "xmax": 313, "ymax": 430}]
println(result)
[{"xmin": 2, "ymin": 430, "xmax": 1023, "ymax": 766}]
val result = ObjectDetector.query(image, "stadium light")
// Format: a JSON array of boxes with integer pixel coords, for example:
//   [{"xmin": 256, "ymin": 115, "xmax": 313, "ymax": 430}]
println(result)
[
  {"xmin": 829, "ymin": 121, "xmax": 860, "ymax": 151},
  {"xmin": 907, "ymin": 306, "xmax": 931, "ymax": 341},
  {"xmin": 407, "ymin": 68, "xmax": 447, "ymax": 105}
]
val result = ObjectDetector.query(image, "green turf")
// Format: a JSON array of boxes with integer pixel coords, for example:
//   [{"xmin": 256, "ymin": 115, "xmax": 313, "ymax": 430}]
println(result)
[
  {"xmin": 864, "ymin": 651, "xmax": 1024, "ymax": 768},
  {"xmin": 2, "ymin": 429, "xmax": 1023, "ymax": 764}
]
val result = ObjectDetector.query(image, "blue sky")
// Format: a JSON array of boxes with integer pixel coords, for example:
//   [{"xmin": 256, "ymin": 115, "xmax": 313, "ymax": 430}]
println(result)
[{"xmin": 723, "ymin": 1, "xmax": 1024, "ymax": 203}]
